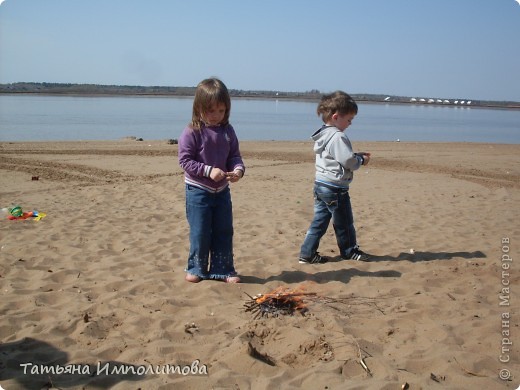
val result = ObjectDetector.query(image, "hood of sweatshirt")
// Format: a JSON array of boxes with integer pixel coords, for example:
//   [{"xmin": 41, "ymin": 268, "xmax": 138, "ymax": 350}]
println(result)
[{"xmin": 311, "ymin": 125, "xmax": 340, "ymax": 154}]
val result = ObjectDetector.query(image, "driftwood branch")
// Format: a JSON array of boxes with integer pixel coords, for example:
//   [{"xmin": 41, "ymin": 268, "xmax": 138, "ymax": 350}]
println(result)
[{"xmin": 247, "ymin": 342, "xmax": 276, "ymax": 366}]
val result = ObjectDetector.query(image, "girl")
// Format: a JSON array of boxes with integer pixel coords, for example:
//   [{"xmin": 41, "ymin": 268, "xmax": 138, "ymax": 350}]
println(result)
[{"xmin": 178, "ymin": 78, "xmax": 245, "ymax": 283}]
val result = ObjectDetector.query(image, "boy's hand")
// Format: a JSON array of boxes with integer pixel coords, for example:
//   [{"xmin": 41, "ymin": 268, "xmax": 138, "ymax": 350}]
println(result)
[{"xmin": 360, "ymin": 152, "xmax": 371, "ymax": 165}]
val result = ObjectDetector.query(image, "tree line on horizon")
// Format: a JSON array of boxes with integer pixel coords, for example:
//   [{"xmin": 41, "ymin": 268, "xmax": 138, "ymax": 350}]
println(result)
[{"xmin": 1, "ymin": 82, "xmax": 519, "ymax": 108}]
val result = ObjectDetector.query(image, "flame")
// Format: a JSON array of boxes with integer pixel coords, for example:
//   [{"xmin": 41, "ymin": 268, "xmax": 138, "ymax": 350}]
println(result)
[{"xmin": 254, "ymin": 285, "xmax": 310, "ymax": 312}]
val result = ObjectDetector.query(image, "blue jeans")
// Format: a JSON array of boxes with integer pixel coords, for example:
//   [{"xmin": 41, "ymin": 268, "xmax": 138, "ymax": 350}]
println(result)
[
  {"xmin": 299, "ymin": 183, "xmax": 357, "ymax": 259},
  {"xmin": 185, "ymin": 185, "xmax": 237, "ymax": 280}
]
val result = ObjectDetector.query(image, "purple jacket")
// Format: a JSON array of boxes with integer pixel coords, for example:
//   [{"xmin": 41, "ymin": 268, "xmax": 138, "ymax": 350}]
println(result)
[{"xmin": 178, "ymin": 124, "xmax": 245, "ymax": 192}]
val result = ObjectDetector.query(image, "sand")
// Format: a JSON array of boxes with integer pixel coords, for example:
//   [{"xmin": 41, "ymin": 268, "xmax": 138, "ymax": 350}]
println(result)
[{"xmin": 0, "ymin": 139, "xmax": 519, "ymax": 389}]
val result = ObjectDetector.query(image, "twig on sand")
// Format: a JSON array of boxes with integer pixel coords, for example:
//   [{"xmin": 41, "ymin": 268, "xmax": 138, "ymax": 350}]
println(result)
[
  {"xmin": 453, "ymin": 357, "xmax": 487, "ymax": 377},
  {"xmin": 359, "ymin": 357, "xmax": 371, "ymax": 376},
  {"xmin": 351, "ymin": 337, "xmax": 372, "ymax": 377}
]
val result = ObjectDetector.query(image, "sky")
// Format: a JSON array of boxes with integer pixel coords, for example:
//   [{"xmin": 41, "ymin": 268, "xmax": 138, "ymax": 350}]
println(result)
[{"xmin": 0, "ymin": 0, "xmax": 519, "ymax": 102}]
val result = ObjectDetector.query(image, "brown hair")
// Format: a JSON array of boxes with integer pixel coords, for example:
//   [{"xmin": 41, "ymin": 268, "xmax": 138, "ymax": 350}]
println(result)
[
  {"xmin": 190, "ymin": 78, "xmax": 231, "ymax": 130},
  {"xmin": 317, "ymin": 91, "xmax": 358, "ymax": 122}
]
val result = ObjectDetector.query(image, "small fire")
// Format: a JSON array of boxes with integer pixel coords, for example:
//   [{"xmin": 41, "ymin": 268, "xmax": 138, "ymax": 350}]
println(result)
[
  {"xmin": 244, "ymin": 285, "xmax": 317, "ymax": 318},
  {"xmin": 244, "ymin": 284, "xmax": 385, "ymax": 320}
]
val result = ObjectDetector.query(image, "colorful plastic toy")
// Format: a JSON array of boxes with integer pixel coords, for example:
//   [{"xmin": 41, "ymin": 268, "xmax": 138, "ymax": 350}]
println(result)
[{"xmin": 4, "ymin": 206, "xmax": 46, "ymax": 221}]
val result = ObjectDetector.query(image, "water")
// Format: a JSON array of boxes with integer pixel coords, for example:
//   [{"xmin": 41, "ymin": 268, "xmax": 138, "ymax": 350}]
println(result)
[{"xmin": 0, "ymin": 94, "xmax": 519, "ymax": 143}]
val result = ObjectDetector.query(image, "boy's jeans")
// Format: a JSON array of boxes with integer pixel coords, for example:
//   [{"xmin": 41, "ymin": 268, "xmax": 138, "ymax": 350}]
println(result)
[
  {"xmin": 299, "ymin": 183, "xmax": 356, "ymax": 259},
  {"xmin": 185, "ymin": 184, "xmax": 237, "ymax": 279}
]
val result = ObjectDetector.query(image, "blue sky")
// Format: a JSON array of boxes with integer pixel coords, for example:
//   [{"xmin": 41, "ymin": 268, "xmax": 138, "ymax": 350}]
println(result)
[{"xmin": 0, "ymin": 0, "xmax": 519, "ymax": 101}]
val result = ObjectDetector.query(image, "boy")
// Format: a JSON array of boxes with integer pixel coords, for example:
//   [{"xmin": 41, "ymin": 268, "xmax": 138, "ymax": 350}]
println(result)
[{"xmin": 299, "ymin": 91, "xmax": 371, "ymax": 264}]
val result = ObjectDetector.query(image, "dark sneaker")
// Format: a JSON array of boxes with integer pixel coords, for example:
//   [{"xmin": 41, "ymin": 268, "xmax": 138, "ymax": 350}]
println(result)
[
  {"xmin": 299, "ymin": 252, "xmax": 328, "ymax": 264},
  {"xmin": 345, "ymin": 246, "xmax": 370, "ymax": 261}
]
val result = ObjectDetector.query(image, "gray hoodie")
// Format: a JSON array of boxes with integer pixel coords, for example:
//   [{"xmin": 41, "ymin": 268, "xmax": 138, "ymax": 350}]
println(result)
[{"xmin": 311, "ymin": 125, "xmax": 363, "ymax": 188}]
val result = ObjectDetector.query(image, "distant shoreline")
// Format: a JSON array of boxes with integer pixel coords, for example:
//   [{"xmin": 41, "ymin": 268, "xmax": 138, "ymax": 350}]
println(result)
[
  {"xmin": 2, "ymin": 91, "xmax": 520, "ymax": 111},
  {"xmin": 1, "ymin": 82, "xmax": 519, "ymax": 110}
]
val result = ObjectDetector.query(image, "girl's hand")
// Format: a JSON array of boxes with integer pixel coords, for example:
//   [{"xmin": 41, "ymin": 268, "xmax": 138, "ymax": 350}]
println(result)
[
  {"xmin": 210, "ymin": 167, "xmax": 227, "ymax": 182},
  {"xmin": 226, "ymin": 169, "xmax": 243, "ymax": 183}
]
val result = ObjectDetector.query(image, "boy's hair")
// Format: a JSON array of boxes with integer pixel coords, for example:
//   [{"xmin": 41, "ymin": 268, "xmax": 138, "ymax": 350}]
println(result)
[
  {"xmin": 317, "ymin": 91, "xmax": 358, "ymax": 122},
  {"xmin": 191, "ymin": 77, "xmax": 231, "ymax": 130}
]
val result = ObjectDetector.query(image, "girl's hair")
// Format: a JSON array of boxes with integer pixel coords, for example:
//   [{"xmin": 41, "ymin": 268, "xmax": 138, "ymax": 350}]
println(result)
[
  {"xmin": 190, "ymin": 78, "xmax": 231, "ymax": 130},
  {"xmin": 317, "ymin": 91, "xmax": 358, "ymax": 122}
]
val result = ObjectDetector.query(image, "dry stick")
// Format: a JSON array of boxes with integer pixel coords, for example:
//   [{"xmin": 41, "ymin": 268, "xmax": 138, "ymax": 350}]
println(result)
[
  {"xmin": 243, "ymin": 294, "xmax": 262, "ymax": 313},
  {"xmin": 328, "ymin": 330, "xmax": 374, "ymax": 359},
  {"xmin": 360, "ymin": 357, "xmax": 371, "ymax": 376},
  {"xmin": 247, "ymin": 342, "xmax": 276, "ymax": 366},
  {"xmin": 351, "ymin": 337, "xmax": 372, "ymax": 377},
  {"xmin": 453, "ymin": 357, "xmax": 487, "ymax": 377}
]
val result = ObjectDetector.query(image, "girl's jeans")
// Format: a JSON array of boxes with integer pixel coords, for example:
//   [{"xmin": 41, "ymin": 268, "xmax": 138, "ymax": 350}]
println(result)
[
  {"xmin": 185, "ymin": 184, "xmax": 237, "ymax": 279},
  {"xmin": 299, "ymin": 183, "xmax": 357, "ymax": 259}
]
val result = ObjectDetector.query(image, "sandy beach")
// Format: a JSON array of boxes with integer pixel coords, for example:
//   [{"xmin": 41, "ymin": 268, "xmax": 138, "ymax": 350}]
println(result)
[{"xmin": 0, "ymin": 139, "xmax": 519, "ymax": 389}]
